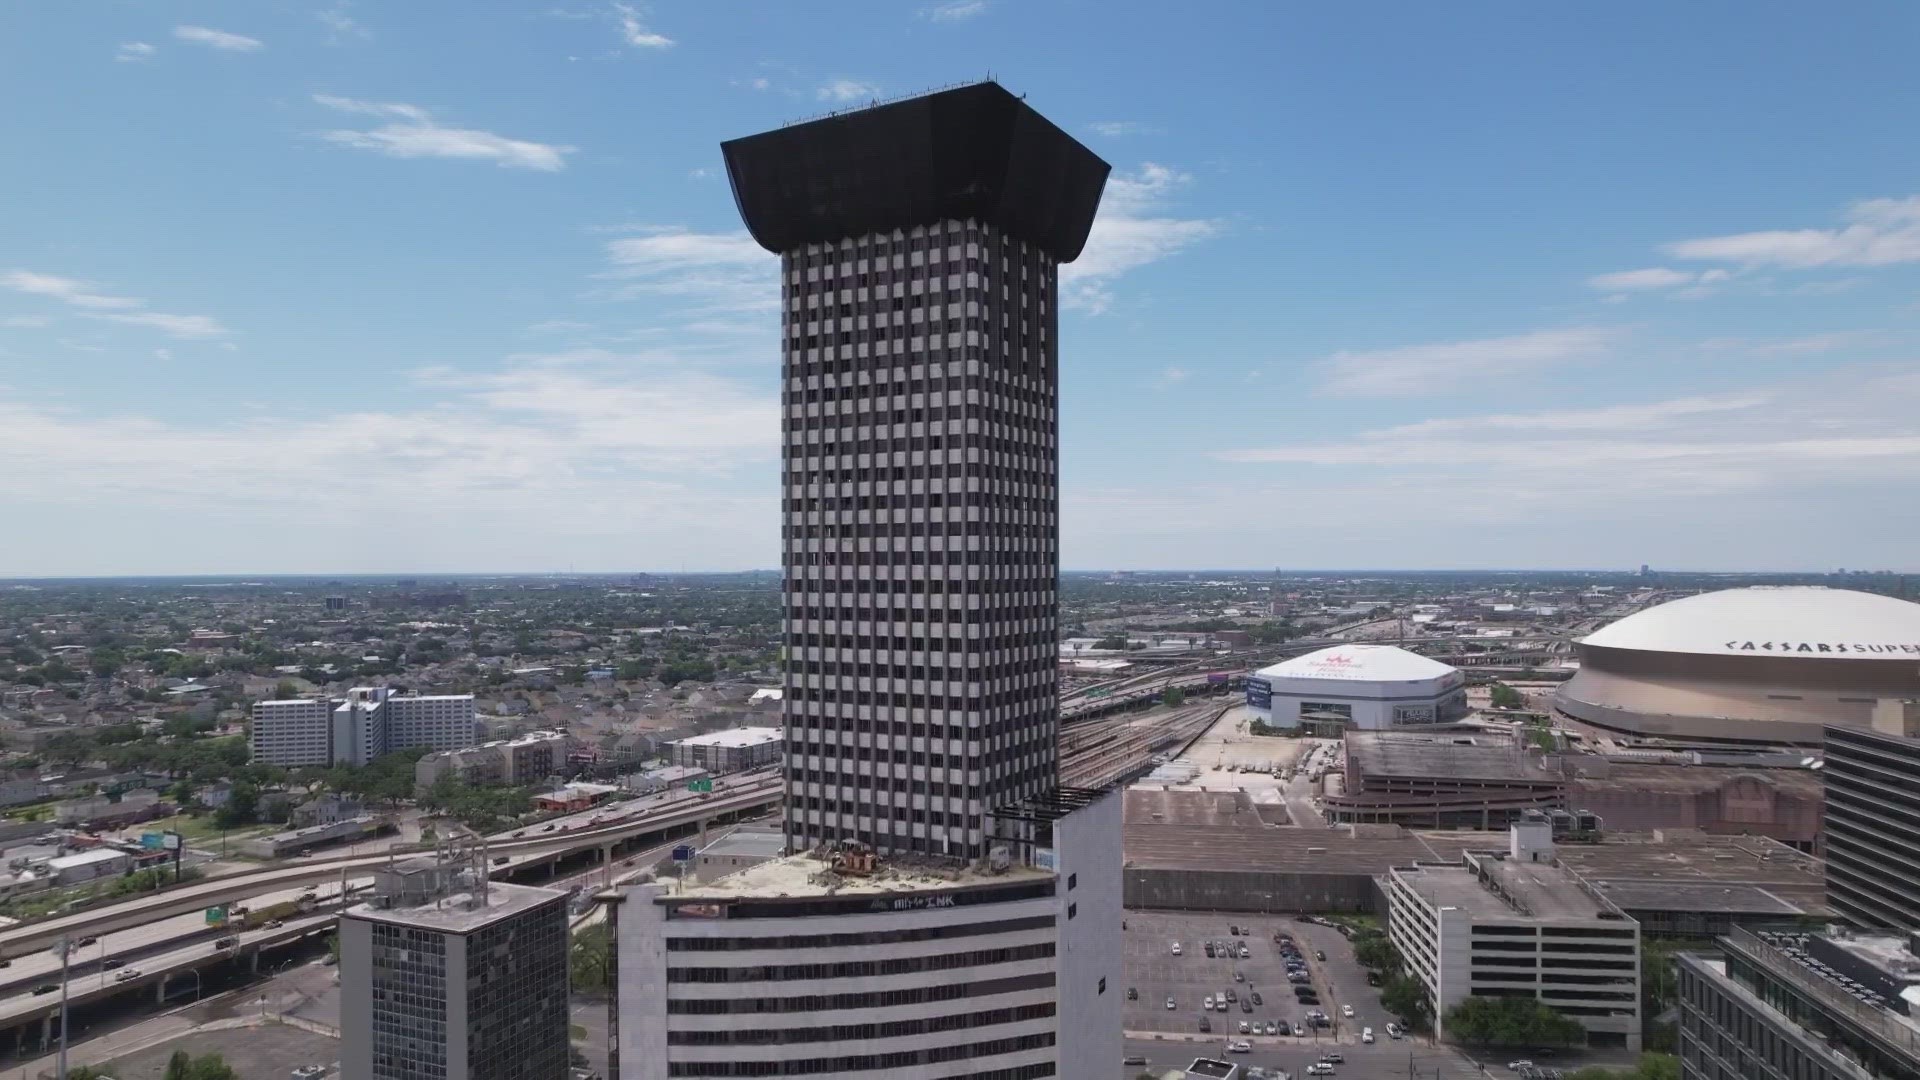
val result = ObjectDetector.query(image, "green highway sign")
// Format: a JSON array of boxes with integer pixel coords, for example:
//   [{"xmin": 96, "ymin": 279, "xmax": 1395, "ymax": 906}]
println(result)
[{"xmin": 688, "ymin": 779, "xmax": 714, "ymax": 793}]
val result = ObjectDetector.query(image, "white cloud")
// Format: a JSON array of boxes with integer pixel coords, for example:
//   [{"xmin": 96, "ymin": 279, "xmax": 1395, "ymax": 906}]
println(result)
[
  {"xmin": 115, "ymin": 41, "xmax": 156, "ymax": 62},
  {"xmin": 612, "ymin": 2, "xmax": 673, "ymax": 47},
  {"xmin": 3, "ymin": 316, "xmax": 50, "ymax": 329},
  {"xmin": 1, "ymin": 270, "xmax": 228, "ymax": 340},
  {"xmin": 602, "ymin": 228, "xmax": 776, "ymax": 316},
  {"xmin": 1059, "ymin": 164, "xmax": 1217, "ymax": 314},
  {"xmin": 924, "ymin": 0, "xmax": 988, "ymax": 20},
  {"xmin": 1160, "ymin": 366, "xmax": 1191, "ymax": 383},
  {"xmin": 1183, "ymin": 366, "xmax": 1920, "ymax": 570},
  {"xmin": 1699, "ymin": 332, "xmax": 1877, "ymax": 355},
  {"xmin": 750, "ymin": 77, "xmax": 770, "ymax": 91},
  {"xmin": 0, "ymin": 352, "xmax": 780, "ymax": 573},
  {"xmin": 817, "ymin": 79, "xmax": 880, "ymax": 103},
  {"xmin": 1667, "ymin": 195, "xmax": 1920, "ymax": 268},
  {"xmin": 314, "ymin": 94, "xmax": 574, "ymax": 171},
  {"xmin": 1313, "ymin": 327, "xmax": 1617, "ymax": 398},
  {"xmin": 154, "ymin": 348, "xmax": 173, "ymax": 361},
  {"xmin": 173, "ymin": 26, "xmax": 263, "ymax": 51},
  {"xmin": 317, "ymin": 4, "xmax": 371, "ymax": 42},
  {"xmin": 1088, "ymin": 121, "xmax": 1154, "ymax": 138}
]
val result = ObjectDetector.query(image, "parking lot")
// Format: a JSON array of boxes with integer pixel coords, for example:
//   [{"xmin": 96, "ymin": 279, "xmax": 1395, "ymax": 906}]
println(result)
[{"xmin": 1122, "ymin": 909, "xmax": 1404, "ymax": 1047}]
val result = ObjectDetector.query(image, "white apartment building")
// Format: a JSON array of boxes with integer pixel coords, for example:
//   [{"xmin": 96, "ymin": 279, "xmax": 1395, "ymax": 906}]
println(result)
[
  {"xmin": 251, "ymin": 699, "xmax": 337, "ymax": 767},
  {"xmin": 1386, "ymin": 822, "xmax": 1642, "ymax": 1052},
  {"xmin": 607, "ymin": 789, "xmax": 1121, "ymax": 1080},
  {"xmin": 252, "ymin": 687, "xmax": 477, "ymax": 768}
]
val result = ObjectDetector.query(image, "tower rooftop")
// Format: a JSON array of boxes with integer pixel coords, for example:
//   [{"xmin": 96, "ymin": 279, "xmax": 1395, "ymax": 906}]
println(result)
[{"xmin": 721, "ymin": 80, "xmax": 1110, "ymax": 259}]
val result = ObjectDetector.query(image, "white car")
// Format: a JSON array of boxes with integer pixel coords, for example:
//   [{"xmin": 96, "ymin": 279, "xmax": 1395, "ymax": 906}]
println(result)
[
  {"xmin": 1171, "ymin": 942, "xmax": 1183, "ymax": 956},
  {"xmin": 1362, "ymin": 1027, "xmax": 1375, "ymax": 1044},
  {"xmin": 1166, "ymin": 997, "xmax": 1177, "ymax": 1010},
  {"xmin": 1226, "ymin": 1040, "xmax": 1252, "ymax": 1054},
  {"xmin": 1508, "ymin": 1062, "xmax": 1534, "ymax": 1072},
  {"xmin": 1306, "ymin": 1065, "xmax": 1336, "ymax": 1077},
  {"xmin": 112, "ymin": 968, "xmax": 141, "ymax": 982},
  {"xmin": 1341, "ymin": 1004, "xmax": 1355, "ymax": 1018},
  {"xmin": 1204, "ymin": 996, "xmax": 1214, "ymax": 1011}
]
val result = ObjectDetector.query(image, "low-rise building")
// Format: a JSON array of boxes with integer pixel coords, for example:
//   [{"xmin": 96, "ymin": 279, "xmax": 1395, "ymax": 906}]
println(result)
[
  {"xmin": 413, "ymin": 730, "xmax": 570, "ymax": 794},
  {"xmin": 662, "ymin": 725, "xmax": 781, "ymax": 774},
  {"xmin": 238, "ymin": 815, "xmax": 388, "ymax": 859},
  {"xmin": 290, "ymin": 794, "xmax": 363, "ymax": 828},
  {"xmin": 47, "ymin": 847, "xmax": 132, "ymax": 885},
  {"xmin": 531, "ymin": 782, "xmax": 621, "ymax": 814},
  {"xmin": 1386, "ymin": 822, "xmax": 1642, "ymax": 1052},
  {"xmin": 54, "ymin": 789, "xmax": 164, "ymax": 829},
  {"xmin": 691, "ymin": 827, "xmax": 785, "ymax": 883}
]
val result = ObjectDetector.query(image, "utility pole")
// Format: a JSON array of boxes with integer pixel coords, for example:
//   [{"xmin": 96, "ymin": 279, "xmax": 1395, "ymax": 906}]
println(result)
[{"xmin": 53, "ymin": 933, "xmax": 72, "ymax": 1080}]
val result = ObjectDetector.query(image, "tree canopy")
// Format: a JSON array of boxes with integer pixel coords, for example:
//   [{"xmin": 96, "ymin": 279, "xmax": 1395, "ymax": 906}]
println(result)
[{"xmin": 1443, "ymin": 995, "xmax": 1587, "ymax": 1050}]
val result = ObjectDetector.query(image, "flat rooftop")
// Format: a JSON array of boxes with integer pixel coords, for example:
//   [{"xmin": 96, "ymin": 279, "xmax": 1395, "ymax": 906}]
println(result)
[
  {"xmin": 670, "ymin": 849, "xmax": 1052, "ymax": 900},
  {"xmin": 347, "ymin": 879, "xmax": 563, "ymax": 933},
  {"xmin": 1394, "ymin": 857, "xmax": 1608, "ymax": 921},
  {"xmin": 669, "ymin": 726, "xmax": 782, "ymax": 749},
  {"xmin": 700, "ymin": 829, "xmax": 786, "ymax": 859},
  {"xmin": 1348, "ymin": 732, "xmax": 1556, "ymax": 784}
]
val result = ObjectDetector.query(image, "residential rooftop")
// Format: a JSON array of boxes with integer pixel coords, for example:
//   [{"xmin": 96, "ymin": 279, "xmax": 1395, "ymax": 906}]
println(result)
[{"xmin": 667, "ymin": 726, "xmax": 783, "ymax": 749}]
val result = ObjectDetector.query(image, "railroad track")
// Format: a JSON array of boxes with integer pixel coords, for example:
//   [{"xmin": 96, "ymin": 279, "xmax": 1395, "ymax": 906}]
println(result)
[{"xmin": 1059, "ymin": 702, "xmax": 1229, "ymax": 788}]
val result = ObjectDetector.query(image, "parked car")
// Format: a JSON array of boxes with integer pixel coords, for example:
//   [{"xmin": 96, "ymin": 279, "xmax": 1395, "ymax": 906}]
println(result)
[
  {"xmin": 1323, "ymin": 1052, "xmax": 1344, "ymax": 1064},
  {"xmin": 1306, "ymin": 1064, "xmax": 1335, "ymax": 1076},
  {"xmin": 1250, "ymin": 990, "xmax": 1263, "ymax": 1006},
  {"xmin": 1315, "ymin": 949, "xmax": 1327, "ymax": 961},
  {"xmin": 1127, "ymin": 987, "xmax": 1138, "ymax": 1001},
  {"xmin": 1166, "ymin": 997, "xmax": 1177, "ymax": 1010},
  {"xmin": 1199, "ymin": 1015, "xmax": 1211, "ymax": 1033},
  {"xmin": 1170, "ymin": 941, "xmax": 1182, "ymax": 956},
  {"xmin": 1204, "ymin": 996, "xmax": 1214, "ymax": 1011},
  {"xmin": 1362, "ymin": 1027, "xmax": 1376, "ymax": 1044},
  {"xmin": 1204, "ymin": 942, "xmax": 1216, "ymax": 958},
  {"xmin": 1226, "ymin": 1040, "xmax": 1251, "ymax": 1054},
  {"xmin": 1341, "ymin": 1004, "xmax": 1355, "ymax": 1018},
  {"xmin": 1241, "ymin": 998, "xmax": 1253, "ymax": 1013},
  {"xmin": 1264, "ymin": 1020, "xmax": 1278, "ymax": 1035},
  {"xmin": 1238, "ymin": 1021, "xmax": 1250, "ymax": 1034}
]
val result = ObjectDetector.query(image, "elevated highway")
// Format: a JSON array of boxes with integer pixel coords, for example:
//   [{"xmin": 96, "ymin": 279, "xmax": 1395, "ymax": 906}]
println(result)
[{"xmin": 0, "ymin": 775, "xmax": 782, "ymax": 961}]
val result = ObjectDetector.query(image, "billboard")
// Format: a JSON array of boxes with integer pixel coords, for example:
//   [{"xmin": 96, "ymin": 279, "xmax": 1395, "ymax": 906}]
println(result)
[{"xmin": 1245, "ymin": 677, "xmax": 1273, "ymax": 710}]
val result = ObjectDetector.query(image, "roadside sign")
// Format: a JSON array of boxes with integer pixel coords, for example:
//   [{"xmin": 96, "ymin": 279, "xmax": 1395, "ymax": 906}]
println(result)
[
  {"xmin": 205, "ymin": 905, "xmax": 228, "ymax": 925},
  {"xmin": 140, "ymin": 832, "xmax": 165, "ymax": 850},
  {"xmin": 671, "ymin": 845, "xmax": 695, "ymax": 862},
  {"xmin": 688, "ymin": 779, "xmax": 713, "ymax": 793}
]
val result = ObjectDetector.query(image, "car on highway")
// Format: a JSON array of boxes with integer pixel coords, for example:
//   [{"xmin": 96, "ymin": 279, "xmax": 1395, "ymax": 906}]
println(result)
[
  {"xmin": 75, "ymin": 936, "xmax": 96, "ymax": 947},
  {"xmin": 113, "ymin": 968, "xmax": 141, "ymax": 982},
  {"xmin": 101, "ymin": 958, "xmax": 125, "ymax": 970},
  {"xmin": 214, "ymin": 936, "xmax": 237, "ymax": 950},
  {"xmin": 32, "ymin": 984, "xmax": 56, "ymax": 995}
]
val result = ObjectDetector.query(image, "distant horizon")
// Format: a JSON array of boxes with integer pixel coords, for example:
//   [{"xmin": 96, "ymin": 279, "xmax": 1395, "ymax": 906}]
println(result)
[{"xmin": 3, "ymin": 566, "xmax": 1912, "ymax": 585}]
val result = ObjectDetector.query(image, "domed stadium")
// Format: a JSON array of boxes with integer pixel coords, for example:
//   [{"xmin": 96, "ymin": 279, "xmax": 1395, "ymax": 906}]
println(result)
[
  {"xmin": 1246, "ymin": 644, "xmax": 1467, "ymax": 731},
  {"xmin": 1556, "ymin": 586, "xmax": 1920, "ymax": 745}
]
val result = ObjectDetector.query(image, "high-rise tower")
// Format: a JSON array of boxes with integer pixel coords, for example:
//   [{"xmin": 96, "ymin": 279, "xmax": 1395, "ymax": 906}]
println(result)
[{"xmin": 722, "ymin": 81, "xmax": 1109, "ymax": 859}]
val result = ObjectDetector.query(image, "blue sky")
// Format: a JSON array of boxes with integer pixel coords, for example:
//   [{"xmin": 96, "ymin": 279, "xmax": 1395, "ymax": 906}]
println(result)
[{"xmin": 3, "ymin": 1, "xmax": 1919, "ymax": 576}]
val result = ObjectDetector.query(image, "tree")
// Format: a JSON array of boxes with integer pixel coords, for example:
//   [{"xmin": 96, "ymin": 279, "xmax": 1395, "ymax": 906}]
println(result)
[
  {"xmin": 1094, "ymin": 633, "xmax": 1130, "ymax": 651},
  {"xmin": 571, "ymin": 923, "xmax": 613, "ymax": 992},
  {"xmin": 1380, "ymin": 973, "xmax": 1432, "ymax": 1031},
  {"xmin": 1352, "ymin": 929, "xmax": 1399, "ymax": 971},
  {"xmin": 213, "ymin": 782, "xmax": 259, "ymax": 830},
  {"xmin": 273, "ymin": 680, "xmax": 299, "ymax": 700},
  {"xmin": 1442, "ymin": 995, "xmax": 1587, "ymax": 1050},
  {"xmin": 1489, "ymin": 683, "xmax": 1525, "ymax": 710}
]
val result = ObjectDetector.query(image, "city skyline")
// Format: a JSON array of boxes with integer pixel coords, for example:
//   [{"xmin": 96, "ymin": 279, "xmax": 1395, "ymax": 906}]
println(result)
[{"xmin": 6, "ymin": 2, "xmax": 1920, "ymax": 576}]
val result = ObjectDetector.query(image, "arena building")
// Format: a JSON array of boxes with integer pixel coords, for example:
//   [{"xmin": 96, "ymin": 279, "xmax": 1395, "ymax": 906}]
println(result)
[
  {"xmin": 1556, "ymin": 586, "xmax": 1920, "ymax": 746},
  {"xmin": 1244, "ymin": 644, "xmax": 1467, "ymax": 732}
]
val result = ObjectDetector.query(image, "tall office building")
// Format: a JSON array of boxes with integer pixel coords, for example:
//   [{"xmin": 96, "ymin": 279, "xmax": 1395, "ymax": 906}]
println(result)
[
  {"xmin": 606, "ymin": 83, "xmax": 1121, "ymax": 1080},
  {"xmin": 1823, "ymin": 702, "xmax": 1920, "ymax": 930},
  {"xmin": 725, "ymin": 80, "xmax": 1108, "ymax": 860},
  {"xmin": 340, "ymin": 852, "xmax": 571, "ymax": 1080}
]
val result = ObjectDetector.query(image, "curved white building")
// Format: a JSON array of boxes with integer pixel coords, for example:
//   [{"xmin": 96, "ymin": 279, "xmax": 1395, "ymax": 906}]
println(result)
[
  {"xmin": 609, "ymin": 790, "xmax": 1121, "ymax": 1080},
  {"xmin": 1556, "ymin": 586, "xmax": 1920, "ymax": 745},
  {"xmin": 1245, "ymin": 644, "xmax": 1467, "ymax": 731}
]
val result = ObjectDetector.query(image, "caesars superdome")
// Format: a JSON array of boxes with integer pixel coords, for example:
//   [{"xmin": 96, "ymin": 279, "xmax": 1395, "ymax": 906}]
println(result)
[{"xmin": 1556, "ymin": 586, "xmax": 1920, "ymax": 745}]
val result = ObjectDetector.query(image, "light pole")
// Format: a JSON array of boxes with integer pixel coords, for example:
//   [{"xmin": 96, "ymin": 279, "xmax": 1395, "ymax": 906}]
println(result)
[{"xmin": 51, "ymin": 933, "xmax": 71, "ymax": 1080}]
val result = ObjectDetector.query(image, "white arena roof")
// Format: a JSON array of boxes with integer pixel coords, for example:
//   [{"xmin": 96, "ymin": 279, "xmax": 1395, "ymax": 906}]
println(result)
[
  {"xmin": 1582, "ymin": 586, "xmax": 1920, "ymax": 661},
  {"xmin": 1256, "ymin": 644, "xmax": 1456, "ymax": 684}
]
